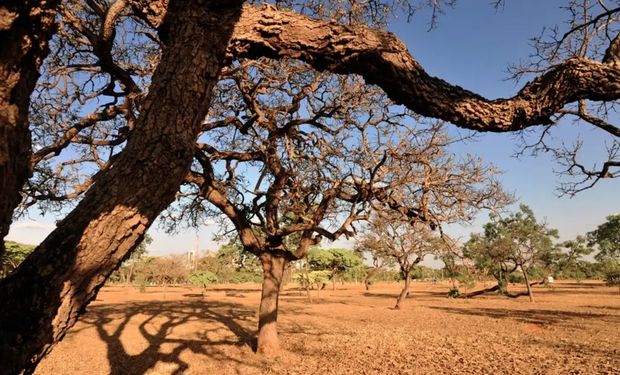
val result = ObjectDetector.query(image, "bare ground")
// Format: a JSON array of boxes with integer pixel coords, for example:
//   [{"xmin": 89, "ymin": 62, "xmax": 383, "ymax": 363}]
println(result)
[{"xmin": 35, "ymin": 281, "xmax": 620, "ymax": 375}]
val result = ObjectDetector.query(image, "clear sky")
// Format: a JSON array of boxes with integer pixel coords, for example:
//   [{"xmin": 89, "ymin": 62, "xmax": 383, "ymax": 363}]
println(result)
[{"xmin": 6, "ymin": 0, "xmax": 618, "ymax": 260}]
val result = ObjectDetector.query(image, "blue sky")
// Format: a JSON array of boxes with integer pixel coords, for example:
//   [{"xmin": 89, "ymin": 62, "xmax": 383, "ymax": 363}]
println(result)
[{"xmin": 7, "ymin": 0, "xmax": 618, "ymax": 259}]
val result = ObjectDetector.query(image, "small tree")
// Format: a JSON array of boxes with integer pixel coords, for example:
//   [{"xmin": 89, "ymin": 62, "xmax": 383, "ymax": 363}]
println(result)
[
  {"xmin": 1, "ymin": 241, "xmax": 36, "ymax": 278},
  {"xmin": 189, "ymin": 270, "xmax": 218, "ymax": 296},
  {"xmin": 358, "ymin": 217, "xmax": 444, "ymax": 309},
  {"xmin": 115, "ymin": 235, "xmax": 153, "ymax": 285},
  {"xmin": 465, "ymin": 205, "xmax": 559, "ymax": 301},
  {"xmin": 355, "ymin": 242, "xmax": 394, "ymax": 291},
  {"xmin": 308, "ymin": 248, "xmax": 362, "ymax": 291}
]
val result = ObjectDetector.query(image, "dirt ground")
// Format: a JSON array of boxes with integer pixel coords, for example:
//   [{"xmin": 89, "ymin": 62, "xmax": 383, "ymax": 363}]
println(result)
[{"xmin": 35, "ymin": 281, "xmax": 620, "ymax": 375}]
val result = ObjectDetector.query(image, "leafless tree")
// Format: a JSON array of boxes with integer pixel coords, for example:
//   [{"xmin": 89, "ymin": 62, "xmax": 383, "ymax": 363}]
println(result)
[
  {"xmin": 357, "ymin": 218, "xmax": 439, "ymax": 309},
  {"xmin": 158, "ymin": 56, "xmax": 506, "ymax": 354},
  {"xmin": 508, "ymin": 0, "xmax": 620, "ymax": 195}
]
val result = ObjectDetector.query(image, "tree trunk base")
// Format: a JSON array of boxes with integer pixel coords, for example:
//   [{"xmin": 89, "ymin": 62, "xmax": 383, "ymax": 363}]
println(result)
[{"xmin": 256, "ymin": 326, "xmax": 281, "ymax": 357}]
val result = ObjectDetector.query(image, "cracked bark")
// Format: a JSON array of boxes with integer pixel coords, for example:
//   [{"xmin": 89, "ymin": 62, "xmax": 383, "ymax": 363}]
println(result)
[
  {"xmin": 227, "ymin": 4, "xmax": 620, "ymax": 132},
  {"xmin": 0, "ymin": 0, "xmax": 60, "ymax": 258},
  {"xmin": 0, "ymin": 2, "xmax": 243, "ymax": 374},
  {"xmin": 129, "ymin": 3, "xmax": 620, "ymax": 132}
]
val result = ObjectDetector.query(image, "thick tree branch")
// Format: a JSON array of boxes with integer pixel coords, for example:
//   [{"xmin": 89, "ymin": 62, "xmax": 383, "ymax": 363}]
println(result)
[{"xmin": 227, "ymin": 4, "xmax": 620, "ymax": 132}]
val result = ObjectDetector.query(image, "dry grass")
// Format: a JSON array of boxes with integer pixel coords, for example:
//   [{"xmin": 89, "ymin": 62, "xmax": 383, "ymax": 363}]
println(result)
[{"xmin": 36, "ymin": 281, "xmax": 620, "ymax": 374}]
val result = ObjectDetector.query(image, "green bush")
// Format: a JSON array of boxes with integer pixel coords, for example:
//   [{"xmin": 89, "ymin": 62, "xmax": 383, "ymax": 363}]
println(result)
[
  {"xmin": 189, "ymin": 270, "xmax": 218, "ymax": 287},
  {"xmin": 447, "ymin": 287, "xmax": 461, "ymax": 298},
  {"xmin": 507, "ymin": 272, "xmax": 524, "ymax": 284},
  {"xmin": 229, "ymin": 271, "xmax": 262, "ymax": 284},
  {"xmin": 605, "ymin": 270, "xmax": 620, "ymax": 287}
]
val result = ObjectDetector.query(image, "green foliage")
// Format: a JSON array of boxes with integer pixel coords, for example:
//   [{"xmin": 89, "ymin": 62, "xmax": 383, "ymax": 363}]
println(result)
[
  {"xmin": 447, "ymin": 287, "xmax": 461, "ymax": 298},
  {"xmin": 464, "ymin": 204, "xmax": 559, "ymax": 286},
  {"xmin": 293, "ymin": 269, "xmax": 332, "ymax": 289},
  {"xmin": 216, "ymin": 238, "xmax": 261, "ymax": 272},
  {"xmin": 228, "ymin": 271, "xmax": 263, "ymax": 283},
  {"xmin": 605, "ymin": 269, "xmax": 620, "ymax": 287},
  {"xmin": 308, "ymin": 248, "xmax": 363, "ymax": 273},
  {"xmin": 1, "ymin": 241, "xmax": 36, "ymax": 278},
  {"xmin": 189, "ymin": 270, "xmax": 218, "ymax": 287},
  {"xmin": 308, "ymin": 270, "xmax": 331, "ymax": 288},
  {"xmin": 588, "ymin": 214, "xmax": 620, "ymax": 262}
]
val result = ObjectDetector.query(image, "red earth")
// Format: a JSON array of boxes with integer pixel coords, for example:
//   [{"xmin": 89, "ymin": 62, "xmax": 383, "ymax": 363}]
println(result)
[{"xmin": 35, "ymin": 280, "xmax": 620, "ymax": 374}]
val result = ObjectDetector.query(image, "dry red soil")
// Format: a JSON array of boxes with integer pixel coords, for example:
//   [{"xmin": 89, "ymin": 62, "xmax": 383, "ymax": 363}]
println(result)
[{"xmin": 35, "ymin": 281, "xmax": 620, "ymax": 375}]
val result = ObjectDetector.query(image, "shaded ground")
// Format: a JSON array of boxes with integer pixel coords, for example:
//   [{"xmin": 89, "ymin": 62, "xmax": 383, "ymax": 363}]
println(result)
[{"xmin": 36, "ymin": 281, "xmax": 620, "ymax": 374}]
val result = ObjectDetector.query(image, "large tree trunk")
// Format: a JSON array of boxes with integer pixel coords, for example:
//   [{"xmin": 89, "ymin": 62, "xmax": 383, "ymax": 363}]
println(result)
[
  {"xmin": 0, "ymin": 0, "xmax": 60, "ymax": 258},
  {"xmin": 257, "ymin": 251, "xmax": 288, "ymax": 356},
  {"xmin": 395, "ymin": 271, "xmax": 411, "ymax": 309},
  {"xmin": 521, "ymin": 265, "xmax": 534, "ymax": 302},
  {"xmin": 0, "ymin": 2, "xmax": 243, "ymax": 374}
]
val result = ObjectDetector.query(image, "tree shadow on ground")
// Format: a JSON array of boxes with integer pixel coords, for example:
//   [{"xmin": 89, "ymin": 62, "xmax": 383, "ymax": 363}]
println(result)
[
  {"xmin": 581, "ymin": 305, "xmax": 620, "ymax": 311},
  {"xmin": 208, "ymin": 287, "xmax": 261, "ymax": 293},
  {"xmin": 362, "ymin": 290, "xmax": 448, "ymax": 299},
  {"xmin": 79, "ymin": 300, "xmax": 259, "ymax": 375},
  {"xmin": 428, "ymin": 306, "xmax": 620, "ymax": 326}
]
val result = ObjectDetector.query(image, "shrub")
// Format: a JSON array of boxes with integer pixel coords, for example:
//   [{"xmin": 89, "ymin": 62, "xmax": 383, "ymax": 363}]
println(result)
[
  {"xmin": 189, "ymin": 270, "xmax": 218, "ymax": 287},
  {"xmin": 447, "ymin": 287, "xmax": 461, "ymax": 298}
]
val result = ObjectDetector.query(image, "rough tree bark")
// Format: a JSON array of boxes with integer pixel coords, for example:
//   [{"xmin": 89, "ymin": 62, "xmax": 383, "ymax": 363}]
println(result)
[
  {"xmin": 395, "ymin": 271, "xmax": 411, "ymax": 309},
  {"xmin": 257, "ymin": 250, "xmax": 288, "ymax": 356},
  {"xmin": 129, "ymin": 3, "xmax": 620, "ymax": 133},
  {"xmin": 228, "ymin": 4, "xmax": 620, "ymax": 132},
  {"xmin": 0, "ymin": 0, "xmax": 60, "ymax": 258},
  {"xmin": 0, "ymin": 2, "xmax": 243, "ymax": 374}
]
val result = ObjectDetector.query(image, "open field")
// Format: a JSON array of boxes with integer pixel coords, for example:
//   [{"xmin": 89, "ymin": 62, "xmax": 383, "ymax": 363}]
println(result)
[{"xmin": 36, "ymin": 281, "xmax": 620, "ymax": 375}]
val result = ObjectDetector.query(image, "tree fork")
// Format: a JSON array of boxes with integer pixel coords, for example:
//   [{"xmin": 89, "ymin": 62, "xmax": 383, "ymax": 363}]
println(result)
[{"xmin": 0, "ymin": 2, "xmax": 243, "ymax": 373}]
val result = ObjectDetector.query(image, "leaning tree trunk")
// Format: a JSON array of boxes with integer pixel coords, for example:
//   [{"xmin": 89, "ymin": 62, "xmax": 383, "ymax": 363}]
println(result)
[
  {"xmin": 0, "ymin": 2, "xmax": 243, "ymax": 374},
  {"xmin": 395, "ymin": 271, "xmax": 411, "ymax": 309},
  {"xmin": 0, "ymin": 0, "xmax": 60, "ymax": 258},
  {"xmin": 521, "ymin": 265, "xmax": 534, "ymax": 302},
  {"xmin": 257, "ymin": 251, "xmax": 288, "ymax": 356}
]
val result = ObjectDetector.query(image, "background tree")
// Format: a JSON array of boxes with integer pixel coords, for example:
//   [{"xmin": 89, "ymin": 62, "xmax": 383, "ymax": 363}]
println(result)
[
  {"xmin": 588, "ymin": 214, "xmax": 620, "ymax": 262},
  {"xmin": 1, "ymin": 241, "xmax": 36, "ymax": 279},
  {"xmin": 358, "ymin": 216, "xmax": 445, "ymax": 309},
  {"xmin": 588, "ymin": 214, "xmax": 620, "ymax": 291},
  {"xmin": 465, "ymin": 205, "xmax": 559, "ymax": 302},
  {"xmin": 307, "ymin": 248, "xmax": 363, "ymax": 291},
  {"xmin": 164, "ymin": 52, "xmax": 507, "ymax": 354},
  {"xmin": 543, "ymin": 236, "xmax": 593, "ymax": 283},
  {"xmin": 188, "ymin": 270, "xmax": 218, "ymax": 296},
  {"xmin": 112, "ymin": 234, "xmax": 153, "ymax": 285},
  {"xmin": 354, "ymin": 241, "xmax": 394, "ymax": 290}
]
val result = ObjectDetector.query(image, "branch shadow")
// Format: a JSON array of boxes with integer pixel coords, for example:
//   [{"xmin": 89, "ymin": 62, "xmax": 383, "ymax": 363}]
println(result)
[
  {"xmin": 428, "ymin": 306, "xmax": 620, "ymax": 327},
  {"xmin": 79, "ymin": 300, "xmax": 259, "ymax": 374}
]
